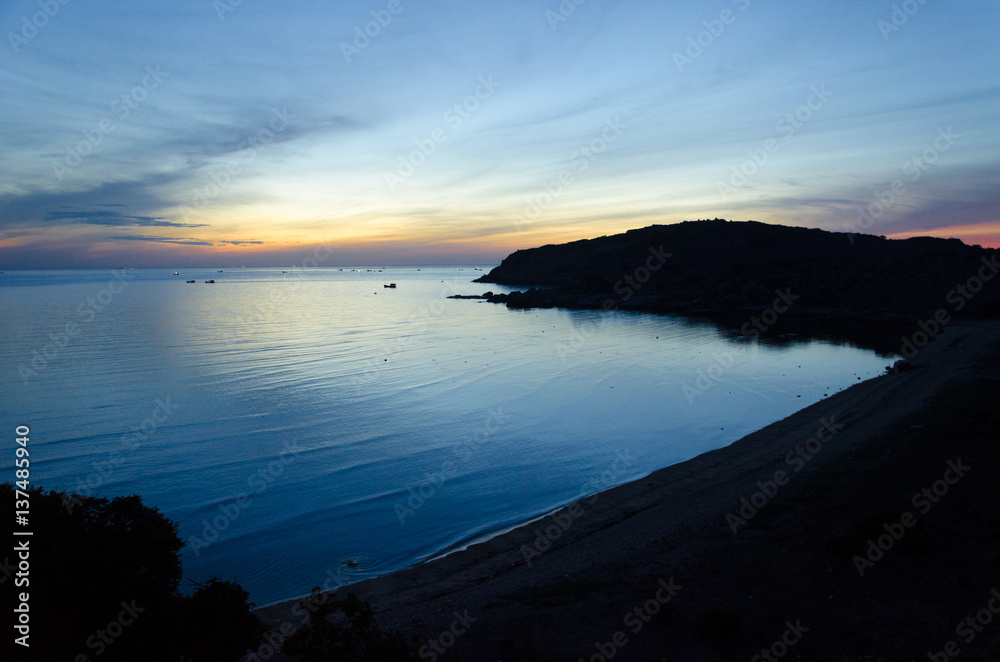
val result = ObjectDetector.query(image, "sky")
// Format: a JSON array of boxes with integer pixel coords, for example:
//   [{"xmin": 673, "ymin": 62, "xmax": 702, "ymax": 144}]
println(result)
[{"xmin": 0, "ymin": 0, "xmax": 997, "ymax": 268}]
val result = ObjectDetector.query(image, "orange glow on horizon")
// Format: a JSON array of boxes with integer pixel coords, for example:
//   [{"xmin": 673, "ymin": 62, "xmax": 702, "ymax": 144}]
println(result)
[{"xmin": 886, "ymin": 221, "xmax": 1000, "ymax": 249}]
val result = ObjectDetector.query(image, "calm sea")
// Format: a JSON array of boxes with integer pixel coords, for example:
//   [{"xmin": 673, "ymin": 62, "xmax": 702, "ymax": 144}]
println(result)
[{"xmin": 1, "ymin": 267, "xmax": 893, "ymax": 605}]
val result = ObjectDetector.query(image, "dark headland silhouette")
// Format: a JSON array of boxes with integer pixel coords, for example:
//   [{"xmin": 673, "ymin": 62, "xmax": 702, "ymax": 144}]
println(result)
[{"xmin": 470, "ymin": 220, "xmax": 1000, "ymax": 321}]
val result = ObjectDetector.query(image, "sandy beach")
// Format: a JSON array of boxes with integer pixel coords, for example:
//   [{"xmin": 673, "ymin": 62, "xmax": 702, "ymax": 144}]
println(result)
[{"xmin": 259, "ymin": 320, "xmax": 1000, "ymax": 661}]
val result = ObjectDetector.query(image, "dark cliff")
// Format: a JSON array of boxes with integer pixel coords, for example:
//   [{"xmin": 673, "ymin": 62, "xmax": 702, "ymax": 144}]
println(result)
[{"xmin": 473, "ymin": 220, "xmax": 1000, "ymax": 320}]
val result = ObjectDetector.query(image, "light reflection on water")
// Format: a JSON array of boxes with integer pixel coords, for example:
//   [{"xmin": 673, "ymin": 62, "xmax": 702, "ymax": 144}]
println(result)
[{"xmin": 0, "ymin": 267, "xmax": 893, "ymax": 605}]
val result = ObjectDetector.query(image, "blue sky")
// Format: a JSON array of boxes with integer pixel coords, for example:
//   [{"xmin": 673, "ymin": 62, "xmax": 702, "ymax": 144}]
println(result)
[{"xmin": 1, "ymin": 0, "xmax": 997, "ymax": 267}]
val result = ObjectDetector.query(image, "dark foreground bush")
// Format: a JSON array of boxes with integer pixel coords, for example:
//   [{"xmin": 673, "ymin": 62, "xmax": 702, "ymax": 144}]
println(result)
[
  {"xmin": 183, "ymin": 577, "xmax": 267, "ymax": 661},
  {"xmin": 282, "ymin": 588, "xmax": 416, "ymax": 662},
  {"xmin": 1, "ymin": 484, "xmax": 263, "ymax": 662}
]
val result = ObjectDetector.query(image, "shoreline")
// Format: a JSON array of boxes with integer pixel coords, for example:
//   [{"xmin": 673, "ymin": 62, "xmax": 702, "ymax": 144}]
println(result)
[{"xmin": 258, "ymin": 320, "xmax": 1000, "ymax": 659}]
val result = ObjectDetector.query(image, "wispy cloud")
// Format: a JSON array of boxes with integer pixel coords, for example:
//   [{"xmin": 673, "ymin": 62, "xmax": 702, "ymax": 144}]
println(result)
[
  {"xmin": 109, "ymin": 236, "xmax": 214, "ymax": 246},
  {"xmin": 46, "ymin": 211, "xmax": 207, "ymax": 228}
]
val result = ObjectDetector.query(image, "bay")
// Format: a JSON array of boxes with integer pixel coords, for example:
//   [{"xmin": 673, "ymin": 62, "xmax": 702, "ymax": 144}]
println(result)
[{"xmin": 0, "ymin": 267, "xmax": 893, "ymax": 605}]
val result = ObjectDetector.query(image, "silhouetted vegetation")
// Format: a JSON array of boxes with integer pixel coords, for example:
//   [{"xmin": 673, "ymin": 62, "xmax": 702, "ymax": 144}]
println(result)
[
  {"xmin": 282, "ymin": 588, "xmax": 416, "ymax": 662},
  {"xmin": 0, "ymin": 485, "xmax": 264, "ymax": 662},
  {"xmin": 182, "ymin": 577, "xmax": 267, "ymax": 661},
  {"xmin": 1, "ymin": 485, "xmax": 414, "ymax": 661},
  {"xmin": 476, "ymin": 220, "xmax": 1000, "ymax": 322}
]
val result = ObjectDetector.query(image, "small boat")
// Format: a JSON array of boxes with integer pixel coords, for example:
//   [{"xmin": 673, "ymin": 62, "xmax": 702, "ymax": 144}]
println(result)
[
  {"xmin": 174, "ymin": 272, "xmax": 179, "ymax": 275},
  {"xmin": 186, "ymin": 280, "xmax": 196, "ymax": 283},
  {"xmin": 383, "ymin": 283, "xmax": 397, "ymax": 289},
  {"xmin": 217, "ymin": 270, "xmax": 223, "ymax": 273},
  {"xmin": 205, "ymin": 280, "xmax": 215, "ymax": 284}
]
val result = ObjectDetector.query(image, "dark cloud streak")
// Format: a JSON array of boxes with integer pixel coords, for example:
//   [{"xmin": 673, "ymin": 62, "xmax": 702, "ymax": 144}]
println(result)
[
  {"xmin": 45, "ymin": 211, "xmax": 207, "ymax": 228},
  {"xmin": 109, "ymin": 236, "xmax": 214, "ymax": 246}
]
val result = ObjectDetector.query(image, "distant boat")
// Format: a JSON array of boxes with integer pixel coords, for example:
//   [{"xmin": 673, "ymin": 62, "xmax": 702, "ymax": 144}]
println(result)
[
  {"xmin": 474, "ymin": 267, "xmax": 483, "ymax": 271},
  {"xmin": 217, "ymin": 270, "xmax": 223, "ymax": 273},
  {"xmin": 383, "ymin": 283, "xmax": 397, "ymax": 289},
  {"xmin": 186, "ymin": 280, "xmax": 196, "ymax": 283},
  {"xmin": 174, "ymin": 272, "xmax": 179, "ymax": 275},
  {"xmin": 205, "ymin": 280, "xmax": 215, "ymax": 284}
]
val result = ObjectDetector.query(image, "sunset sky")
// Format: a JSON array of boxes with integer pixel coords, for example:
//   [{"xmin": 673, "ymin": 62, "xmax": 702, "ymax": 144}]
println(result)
[{"xmin": 1, "ymin": 0, "xmax": 997, "ymax": 268}]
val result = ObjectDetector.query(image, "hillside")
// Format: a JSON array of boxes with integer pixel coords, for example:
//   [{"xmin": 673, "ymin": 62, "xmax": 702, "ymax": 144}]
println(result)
[{"xmin": 473, "ymin": 220, "xmax": 1000, "ymax": 320}]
